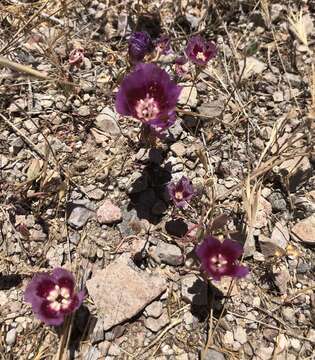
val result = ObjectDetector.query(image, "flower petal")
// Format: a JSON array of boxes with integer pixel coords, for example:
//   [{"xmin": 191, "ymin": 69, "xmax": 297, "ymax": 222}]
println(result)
[
  {"xmin": 220, "ymin": 239, "xmax": 243, "ymax": 261},
  {"xmin": 35, "ymin": 300, "xmax": 65, "ymax": 326},
  {"xmin": 25, "ymin": 273, "xmax": 56, "ymax": 303},
  {"xmin": 52, "ymin": 268, "xmax": 75, "ymax": 294}
]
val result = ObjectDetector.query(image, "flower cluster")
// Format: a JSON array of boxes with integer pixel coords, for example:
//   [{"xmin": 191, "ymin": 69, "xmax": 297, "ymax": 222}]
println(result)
[
  {"xmin": 116, "ymin": 32, "xmax": 217, "ymax": 136},
  {"xmin": 25, "ymin": 268, "xmax": 84, "ymax": 326}
]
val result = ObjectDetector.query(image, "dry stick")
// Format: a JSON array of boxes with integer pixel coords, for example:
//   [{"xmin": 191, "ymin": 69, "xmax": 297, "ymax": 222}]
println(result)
[{"xmin": 0, "ymin": 56, "xmax": 76, "ymax": 87}]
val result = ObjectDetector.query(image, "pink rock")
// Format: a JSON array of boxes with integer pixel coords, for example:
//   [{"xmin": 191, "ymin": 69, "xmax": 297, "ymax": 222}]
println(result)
[
  {"xmin": 97, "ymin": 199, "xmax": 122, "ymax": 224},
  {"xmin": 86, "ymin": 256, "xmax": 166, "ymax": 330}
]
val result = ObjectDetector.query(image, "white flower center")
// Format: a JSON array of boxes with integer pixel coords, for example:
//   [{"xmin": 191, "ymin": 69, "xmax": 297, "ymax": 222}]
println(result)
[
  {"xmin": 175, "ymin": 191, "xmax": 183, "ymax": 200},
  {"xmin": 209, "ymin": 254, "xmax": 228, "ymax": 271},
  {"xmin": 47, "ymin": 285, "xmax": 71, "ymax": 312},
  {"xmin": 196, "ymin": 52, "xmax": 206, "ymax": 62},
  {"xmin": 135, "ymin": 94, "xmax": 159, "ymax": 121}
]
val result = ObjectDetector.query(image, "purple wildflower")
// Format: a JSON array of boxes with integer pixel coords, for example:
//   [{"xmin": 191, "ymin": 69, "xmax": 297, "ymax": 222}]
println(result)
[
  {"xmin": 185, "ymin": 35, "xmax": 217, "ymax": 66},
  {"xmin": 69, "ymin": 48, "xmax": 84, "ymax": 67},
  {"xmin": 24, "ymin": 268, "xmax": 85, "ymax": 326},
  {"xmin": 196, "ymin": 236, "xmax": 249, "ymax": 281},
  {"xmin": 128, "ymin": 31, "xmax": 153, "ymax": 64},
  {"xmin": 115, "ymin": 63, "xmax": 182, "ymax": 133},
  {"xmin": 167, "ymin": 176, "xmax": 194, "ymax": 208},
  {"xmin": 155, "ymin": 35, "xmax": 171, "ymax": 55}
]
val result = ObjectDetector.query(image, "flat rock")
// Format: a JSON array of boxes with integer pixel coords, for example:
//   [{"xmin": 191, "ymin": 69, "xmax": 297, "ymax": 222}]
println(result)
[
  {"xmin": 97, "ymin": 200, "xmax": 122, "ymax": 224},
  {"xmin": 198, "ymin": 100, "xmax": 224, "ymax": 118},
  {"xmin": 271, "ymin": 222, "xmax": 289, "ymax": 249},
  {"xmin": 204, "ymin": 349, "xmax": 226, "ymax": 360},
  {"xmin": 154, "ymin": 241, "xmax": 183, "ymax": 266},
  {"xmin": 144, "ymin": 300, "xmax": 163, "ymax": 318},
  {"xmin": 239, "ymin": 57, "xmax": 267, "ymax": 79},
  {"xmin": 144, "ymin": 312, "xmax": 169, "ymax": 332},
  {"xmin": 291, "ymin": 214, "xmax": 315, "ymax": 245},
  {"xmin": 234, "ymin": 326, "xmax": 247, "ymax": 344},
  {"xmin": 86, "ymin": 256, "xmax": 166, "ymax": 330},
  {"xmin": 67, "ymin": 199, "xmax": 95, "ymax": 229},
  {"xmin": 178, "ymin": 84, "xmax": 198, "ymax": 108},
  {"xmin": 95, "ymin": 108, "xmax": 120, "ymax": 135}
]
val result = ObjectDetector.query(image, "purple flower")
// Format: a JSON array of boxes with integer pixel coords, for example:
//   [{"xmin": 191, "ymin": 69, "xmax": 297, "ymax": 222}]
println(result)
[
  {"xmin": 128, "ymin": 32, "xmax": 153, "ymax": 64},
  {"xmin": 115, "ymin": 63, "xmax": 182, "ymax": 133},
  {"xmin": 196, "ymin": 237, "xmax": 249, "ymax": 281},
  {"xmin": 24, "ymin": 268, "xmax": 85, "ymax": 326},
  {"xmin": 185, "ymin": 35, "xmax": 217, "ymax": 66},
  {"xmin": 155, "ymin": 35, "xmax": 171, "ymax": 55},
  {"xmin": 167, "ymin": 176, "xmax": 194, "ymax": 208}
]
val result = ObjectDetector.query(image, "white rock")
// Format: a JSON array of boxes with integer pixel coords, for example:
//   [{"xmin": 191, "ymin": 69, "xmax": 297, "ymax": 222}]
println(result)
[{"xmin": 6, "ymin": 329, "xmax": 17, "ymax": 345}]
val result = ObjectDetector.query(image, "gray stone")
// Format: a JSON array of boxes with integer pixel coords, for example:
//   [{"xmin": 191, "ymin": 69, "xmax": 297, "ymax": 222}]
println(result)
[
  {"xmin": 95, "ymin": 108, "xmax": 120, "ymax": 135},
  {"xmin": 154, "ymin": 241, "xmax": 183, "ymax": 266},
  {"xmin": 5, "ymin": 329, "xmax": 17, "ymax": 345},
  {"xmin": 144, "ymin": 301, "xmax": 163, "ymax": 318},
  {"xmin": 78, "ymin": 105, "xmax": 90, "ymax": 116},
  {"xmin": 268, "ymin": 191, "xmax": 287, "ymax": 212},
  {"xmin": 273, "ymin": 91, "xmax": 284, "ymax": 102},
  {"xmin": 234, "ymin": 326, "xmax": 247, "ymax": 345},
  {"xmin": 181, "ymin": 274, "xmax": 208, "ymax": 306},
  {"xmin": 167, "ymin": 120, "xmax": 183, "ymax": 141},
  {"xmin": 198, "ymin": 100, "xmax": 224, "ymax": 118},
  {"xmin": 144, "ymin": 312, "xmax": 169, "ymax": 332},
  {"xmin": 91, "ymin": 318, "xmax": 105, "ymax": 344},
  {"xmin": 271, "ymin": 222, "xmax": 289, "ymax": 249},
  {"xmin": 204, "ymin": 349, "xmax": 226, "ymax": 360},
  {"xmin": 239, "ymin": 57, "xmax": 267, "ymax": 79},
  {"xmin": 86, "ymin": 256, "xmax": 166, "ymax": 330},
  {"xmin": 67, "ymin": 199, "xmax": 95, "ymax": 229}
]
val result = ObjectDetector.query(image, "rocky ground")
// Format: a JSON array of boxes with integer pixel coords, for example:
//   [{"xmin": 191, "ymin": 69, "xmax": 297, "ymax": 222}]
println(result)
[{"xmin": 0, "ymin": 1, "xmax": 315, "ymax": 359}]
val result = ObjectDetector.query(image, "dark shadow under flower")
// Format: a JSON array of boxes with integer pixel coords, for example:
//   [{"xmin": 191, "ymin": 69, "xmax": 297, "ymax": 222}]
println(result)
[
  {"xmin": 167, "ymin": 176, "xmax": 194, "ymax": 208},
  {"xmin": 115, "ymin": 63, "xmax": 182, "ymax": 134},
  {"xmin": 185, "ymin": 35, "xmax": 217, "ymax": 66},
  {"xmin": 196, "ymin": 236, "xmax": 249, "ymax": 281},
  {"xmin": 24, "ymin": 268, "xmax": 85, "ymax": 326},
  {"xmin": 128, "ymin": 31, "xmax": 153, "ymax": 64}
]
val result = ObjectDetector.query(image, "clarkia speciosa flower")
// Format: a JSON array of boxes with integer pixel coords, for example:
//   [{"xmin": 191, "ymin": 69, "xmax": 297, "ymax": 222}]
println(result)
[
  {"xmin": 128, "ymin": 31, "xmax": 153, "ymax": 64},
  {"xmin": 115, "ymin": 63, "xmax": 182, "ymax": 133},
  {"xmin": 196, "ymin": 236, "xmax": 249, "ymax": 281},
  {"xmin": 24, "ymin": 268, "xmax": 84, "ymax": 326},
  {"xmin": 69, "ymin": 48, "xmax": 85, "ymax": 67},
  {"xmin": 155, "ymin": 35, "xmax": 171, "ymax": 55},
  {"xmin": 167, "ymin": 176, "xmax": 194, "ymax": 208},
  {"xmin": 185, "ymin": 35, "xmax": 217, "ymax": 66}
]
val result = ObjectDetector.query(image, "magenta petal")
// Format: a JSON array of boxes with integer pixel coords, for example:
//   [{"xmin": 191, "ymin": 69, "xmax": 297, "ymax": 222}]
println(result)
[
  {"xmin": 52, "ymin": 268, "xmax": 75, "ymax": 294},
  {"xmin": 25, "ymin": 273, "xmax": 55, "ymax": 302},
  {"xmin": 36, "ymin": 301, "xmax": 65, "ymax": 326},
  {"xmin": 231, "ymin": 265, "xmax": 249, "ymax": 278},
  {"xmin": 220, "ymin": 239, "xmax": 243, "ymax": 261}
]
